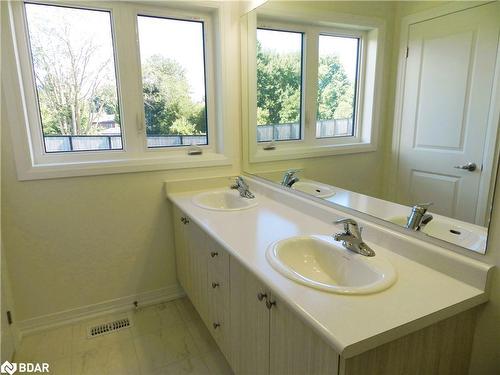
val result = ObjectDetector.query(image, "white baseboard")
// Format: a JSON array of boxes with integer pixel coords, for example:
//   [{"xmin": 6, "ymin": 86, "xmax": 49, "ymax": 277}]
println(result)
[{"xmin": 17, "ymin": 284, "xmax": 185, "ymax": 336}]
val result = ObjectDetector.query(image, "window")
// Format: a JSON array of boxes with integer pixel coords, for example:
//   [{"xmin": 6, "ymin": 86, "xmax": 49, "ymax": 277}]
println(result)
[
  {"xmin": 5, "ymin": 1, "xmax": 232, "ymax": 179},
  {"xmin": 137, "ymin": 15, "xmax": 209, "ymax": 148},
  {"xmin": 255, "ymin": 25, "xmax": 361, "ymax": 144},
  {"xmin": 317, "ymin": 35, "xmax": 359, "ymax": 138},
  {"xmin": 24, "ymin": 3, "xmax": 122, "ymax": 153},
  {"xmin": 248, "ymin": 18, "xmax": 382, "ymax": 163},
  {"xmin": 256, "ymin": 28, "xmax": 303, "ymax": 142}
]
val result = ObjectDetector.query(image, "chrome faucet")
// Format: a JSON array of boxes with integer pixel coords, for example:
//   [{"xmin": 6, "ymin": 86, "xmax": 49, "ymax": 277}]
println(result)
[
  {"xmin": 405, "ymin": 203, "xmax": 433, "ymax": 231},
  {"xmin": 231, "ymin": 176, "xmax": 255, "ymax": 199},
  {"xmin": 333, "ymin": 218, "xmax": 375, "ymax": 257},
  {"xmin": 281, "ymin": 169, "xmax": 300, "ymax": 188}
]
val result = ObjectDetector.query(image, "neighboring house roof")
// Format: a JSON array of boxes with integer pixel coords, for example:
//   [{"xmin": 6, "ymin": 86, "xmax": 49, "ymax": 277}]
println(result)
[{"xmin": 99, "ymin": 127, "xmax": 121, "ymax": 135}]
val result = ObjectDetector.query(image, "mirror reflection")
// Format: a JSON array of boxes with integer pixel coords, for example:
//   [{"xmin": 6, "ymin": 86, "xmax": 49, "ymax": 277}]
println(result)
[{"xmin": 242, "ymin": 1, "xmax": 500, "ymax": 254}]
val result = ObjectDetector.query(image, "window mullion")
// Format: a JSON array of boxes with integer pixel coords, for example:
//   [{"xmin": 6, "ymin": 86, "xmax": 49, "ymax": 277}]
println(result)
[
  {"xmin": 304, "ymin": 28, "xmax": 319, "ymax": 146},
  {"xmin": 112, "ymin": 5, "xmax": 146, "ymax": 156}
]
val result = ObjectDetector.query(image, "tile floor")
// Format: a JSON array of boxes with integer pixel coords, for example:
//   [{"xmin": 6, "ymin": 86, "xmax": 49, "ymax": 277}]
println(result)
[{"xmin": 14, "ymin": 298, "xmax": 234, "ymax": 375}]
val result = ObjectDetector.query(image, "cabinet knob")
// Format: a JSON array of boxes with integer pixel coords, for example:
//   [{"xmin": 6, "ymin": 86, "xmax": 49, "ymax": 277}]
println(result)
[
  {"xmin": 257, "ymin": 292, "xmax": 267, "ymax": 301},
  {"xmin": 210, "ymin": 251, "xmax": 219, "ymax": 258},
  {"xmin": 211, "ymin": 282, "xmax": 219, "ymax": 289},
  {"xmin": 266, "ymin": 300, "xmax": 276, "ymax": 309},
  {"xmin": 181, "ymin": 217, "xmax": 190, "ymax": 224},
  {"xmin": 213, "ymin": 322, "xmax": 220, "ymax": 330}
]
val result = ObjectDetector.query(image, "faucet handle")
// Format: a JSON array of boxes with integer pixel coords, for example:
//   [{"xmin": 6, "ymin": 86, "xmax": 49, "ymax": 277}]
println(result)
[
  {"xmin": 334, "ymin": 218, "xmax": 360, "ymax": 235},
  {"xmin": 413, "ymin": 202, "xmax": 433, "ymax": 213},
  {"xmin": 231, "ymin": 176, "xmax": 247, "ymax": 189}
]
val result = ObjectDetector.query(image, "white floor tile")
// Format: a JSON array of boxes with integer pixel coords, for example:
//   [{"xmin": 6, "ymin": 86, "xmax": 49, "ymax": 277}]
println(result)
[
  {"xmin": 15, "ymin": 325, "xmax": 72, "ymax": 362},
  {"xmin": 13, "ymin": 299, "xmax": 230, "ymax": 375},
  {"xmin": 150, "ymin": 356, "xmax": 210, "ymax": 375},
  {"xmin": 202, "ymin": 350, "xmax": 234, "ymax": 375}
]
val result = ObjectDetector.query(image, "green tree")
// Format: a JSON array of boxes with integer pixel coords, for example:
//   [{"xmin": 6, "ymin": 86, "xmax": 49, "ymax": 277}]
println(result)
[
  {"xmin": 29, "ymin": 12, "xmax": 119, "ymax": 135},
  {"xmin": 256, "ymin": 42, "xmax": 355, "ymax": 126},
  {"xmin": 142, "ymin": 55, "xmax": 206, "ymax": 135},
  {"xmin": 256, "ymin": 41, "xmax": 302, "ymax": 126},
  {"xmin": 317, "ymin": 55, "xmax": 353, "ymax": 121}
]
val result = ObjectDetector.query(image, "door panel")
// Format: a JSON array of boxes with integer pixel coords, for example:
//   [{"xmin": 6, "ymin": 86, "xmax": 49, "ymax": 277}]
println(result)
[
  {"xmin": 185, "ymin": 219, "xmax": 209, "ymax": 325},
  {"xmin": 409, "ymin": 171, "xmax": 460, "ymax": 216},
  {"xmin": 396, "ymin": 3, "xmax": 500, "ymax": 224},
  {"xmin": 230, "ymin": 259, "xmax": 269, "ymax": 375},
  {"xmin": 269, "ymin": 294, "xmax": 339, "ymax": 375}
]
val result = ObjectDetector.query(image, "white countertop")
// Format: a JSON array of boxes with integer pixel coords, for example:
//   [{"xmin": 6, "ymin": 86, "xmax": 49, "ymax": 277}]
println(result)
[{"xmin": 167, "ymin": 180, "xmax": 491, "ymax": 358}]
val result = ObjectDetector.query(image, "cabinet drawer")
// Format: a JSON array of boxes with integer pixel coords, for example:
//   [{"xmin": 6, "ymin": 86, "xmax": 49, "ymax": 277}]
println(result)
[{"xmin": 207, "ymin": 240, "xmax": 231, "ymax": 355}]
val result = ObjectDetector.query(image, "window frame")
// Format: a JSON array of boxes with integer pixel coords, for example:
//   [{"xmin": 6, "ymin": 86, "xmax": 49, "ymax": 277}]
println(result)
[
  {"xmin": 135, "ymin": 10, "xmax": 216, "ymax": 152},
  {"xmin": 255, "ymin": 26, "xmax": 305, "ymax": 143},
  {"xmin": 246, "ymin": 14, "xmax": 382, "ymax": 163},
  {"xmin": 315, "ymin": 32, "xmax": 362, "ymax": 140},
  {"xmin": 5, "ymin": 0, "xmax": 232, "ymax": 180}
]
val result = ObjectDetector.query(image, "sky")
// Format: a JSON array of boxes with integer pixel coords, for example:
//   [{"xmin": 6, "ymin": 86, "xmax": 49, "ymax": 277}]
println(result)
[
  {"xmin": 26, "ymin": 3, "xmax": 358, "ymax": 108},
  {"xmin": 137, "ymin": 16, "xmax": 206, "ymax": 103},
  {"xmin": 26, "ymin": 3, "xmax": 207, "ymax": 104}
]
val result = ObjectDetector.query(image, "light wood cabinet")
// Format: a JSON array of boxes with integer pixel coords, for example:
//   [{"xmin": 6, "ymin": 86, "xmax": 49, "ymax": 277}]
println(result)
[
  {"xmin": 230, "ymin": 259, "xmax": 340, "ymax": 375},
  {"xmin": 229, "ymin": 259, "xmax": 271, "ymax": 375},
  {"xmin": 173, "ymin": 207, "xmax": 477, "ymax": 375},
  {"xmin": 207, "ymin": 236, "xmax": 231, "ymax": 357},
  {"xmin": 173, "ymin": 209, "xmax": 231, "ymax": 361},
  {"xmin": 173, "ymin": 209, "xmax": 208, "ymax": 324},
  {"xmin": 269, "ymin": 294, "xmax": 339, "ymax": 375}
]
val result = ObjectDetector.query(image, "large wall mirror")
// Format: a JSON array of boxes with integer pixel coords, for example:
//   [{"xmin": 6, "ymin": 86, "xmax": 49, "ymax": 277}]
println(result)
[{"xmin": 241, "ymin": 1, "xmax": 500, "ymax": 254}]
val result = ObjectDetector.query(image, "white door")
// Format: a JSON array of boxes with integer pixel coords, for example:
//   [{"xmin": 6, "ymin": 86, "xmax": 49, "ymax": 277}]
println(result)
[{"xmin": 396, "ymin": 3, "xmax": 500, "ymax": 224}]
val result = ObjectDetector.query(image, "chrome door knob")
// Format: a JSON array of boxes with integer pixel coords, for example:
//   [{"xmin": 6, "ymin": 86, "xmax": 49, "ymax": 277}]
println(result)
[{"xmin": 454, "ymin": 162, "xmax": 477, "ymax": 172}]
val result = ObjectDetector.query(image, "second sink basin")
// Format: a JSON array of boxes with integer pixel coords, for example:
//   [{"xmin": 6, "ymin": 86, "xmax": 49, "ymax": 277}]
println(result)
[
  {"xmin": 388, "ymin": 216, "xmax": 486, "ymax": 251},
  {"xmin": 292, "ymin": 181, "xmax": 336, "ymax": 198},
  {"xmin": 192, "ymin": 190, "xmax": 257, "ymax": 211},
  {"xmin": 266, "ymin": 235, "xmax": 397, "ymax": 295}
]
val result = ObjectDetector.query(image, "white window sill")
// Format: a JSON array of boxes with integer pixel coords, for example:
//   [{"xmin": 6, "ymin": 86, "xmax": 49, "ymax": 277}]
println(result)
[
  {"xmin": 16, "ymin": 152, "xmax": 232, "ymax": 181},
  {"xmin": 249, "ymin": 142, "xmax": 377, "ymax": 163}
]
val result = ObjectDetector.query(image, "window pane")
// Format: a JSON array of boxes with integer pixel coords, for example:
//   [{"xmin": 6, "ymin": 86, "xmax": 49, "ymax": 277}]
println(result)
[
  {"xmin": 256, "ymin": 28, "xmax": 303, "ymax": 142},
  {"xmin": 137, "ymin": 16, "xmax": 208, "ymax": 148},
  {"xmin": 25, "ymin": 3, "xmax": 122, "ymax": 153},
  {"xmin": 316, "ymin": 35, "xmax": 359, "ymax": 138}
]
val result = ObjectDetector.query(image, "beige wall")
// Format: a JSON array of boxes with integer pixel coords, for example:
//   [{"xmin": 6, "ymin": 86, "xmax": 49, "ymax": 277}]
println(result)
[{"xmin": 1, "ymin": 2, "xmax": 241, "ymax": 322}]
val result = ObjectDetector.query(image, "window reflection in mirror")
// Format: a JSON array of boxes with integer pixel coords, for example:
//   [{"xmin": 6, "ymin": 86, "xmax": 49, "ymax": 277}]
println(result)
[
  {"xmin": 316, "ymin": 35, "xmax": 359, "ymax": 138},
  {"xmin": 242, "ymin": 2, "xmax": 500, "ymax": 254},
  {"xmin": 256, "ymin": 28, "xmax": 303, "ymax": 142}
]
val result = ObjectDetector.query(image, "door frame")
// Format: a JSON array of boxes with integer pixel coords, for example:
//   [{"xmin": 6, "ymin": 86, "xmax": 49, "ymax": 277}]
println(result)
[{"xmin": 388, "ymin": 1, "xmax": 500, "ymax": 226}]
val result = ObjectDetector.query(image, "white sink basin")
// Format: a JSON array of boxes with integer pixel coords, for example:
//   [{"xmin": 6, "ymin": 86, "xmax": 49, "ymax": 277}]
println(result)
[
  {"xmin": 192, "ymin": 190, "xmax": 257, "ymax": 211},
  {"xmin": 292, "ymin": 181, "xmax": 336, "ymax": 198},
  {"xmin": 388, "ymin": 216, "xmax": 486, "ymax": 251},
  {"xmin": 266, "ymin": 235, "xmax": 397, "ymax": 295}
]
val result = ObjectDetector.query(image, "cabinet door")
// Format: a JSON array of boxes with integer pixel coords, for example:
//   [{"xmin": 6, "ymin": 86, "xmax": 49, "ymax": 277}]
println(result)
[
  {"xmin": 230, "ymin": 259, "xmax": 270, "ymax": 375},
  {"xmin": 269, "ymin": 293, "xmax": 339, "ymax": 375},
  {"xmin": 173, "ymin": 206, "xmax": 188, "ymax": 293},
  {"xmin": 184, "ymin": 218, "xmax": 209, "ymax": 325},
  {"xmin": 207, "ymin": 238, "xmax": 231, "ymax": 360}
]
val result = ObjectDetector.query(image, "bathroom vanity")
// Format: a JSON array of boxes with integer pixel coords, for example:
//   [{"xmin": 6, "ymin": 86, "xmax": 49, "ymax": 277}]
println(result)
[{"xmin": 167, "ymin": 177, "xmax": 492, "ymax": 375}]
